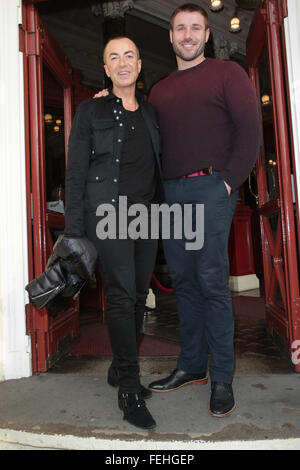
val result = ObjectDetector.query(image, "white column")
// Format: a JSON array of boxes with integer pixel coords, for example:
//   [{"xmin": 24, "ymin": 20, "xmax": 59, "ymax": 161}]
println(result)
[
  {"xmin": 285, "ymin": 0, "xmax": 300, "ymax": 216},
  {"xmin": 0, "ymin": 0, "xmax": 32, "ymax": 380}
]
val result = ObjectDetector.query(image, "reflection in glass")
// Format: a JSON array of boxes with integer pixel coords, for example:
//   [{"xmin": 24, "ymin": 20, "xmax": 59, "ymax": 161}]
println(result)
[
  {"xmin": 259, "ymin": 48, "xmax": 279, "ymax": 202},
  {"xmin": 43, "ymin": 64, "xmax": 65, "ymax": 213}
]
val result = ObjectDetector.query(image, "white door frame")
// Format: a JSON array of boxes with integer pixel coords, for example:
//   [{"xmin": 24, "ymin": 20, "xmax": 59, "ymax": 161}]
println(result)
[
  {"xmin": 285, "ymin": 0, "xmax": 300, "ymax": 217},
  {"xmin": 0, "ymin": 0, "xmax": 32, "ymax": 381}
]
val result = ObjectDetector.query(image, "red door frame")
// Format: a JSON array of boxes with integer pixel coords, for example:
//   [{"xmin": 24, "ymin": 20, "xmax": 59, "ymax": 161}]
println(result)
[
  {"xmin": 22, "ymin": 0, "xmax": 299, "ymax": 371},
  {"xmin": 246, "ymin": 0, "xmax": 300, "ymax": 370},
  {"xmin": 23, "ymin": 2, "xmax": 80, "ymax": 373}
]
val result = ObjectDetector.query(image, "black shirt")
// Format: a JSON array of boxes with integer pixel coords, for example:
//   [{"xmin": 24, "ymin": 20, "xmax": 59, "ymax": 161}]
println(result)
[
  {"xmin": 119, "ymin": 107, "xmax": 157, "ymax": 205},
  {"xmin": 64, "ymin": 93, "xmax": 162, "ymax": 237}
]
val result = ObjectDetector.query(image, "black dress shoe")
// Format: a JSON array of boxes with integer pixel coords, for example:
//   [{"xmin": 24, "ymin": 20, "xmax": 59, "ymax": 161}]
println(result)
[
  {"xmin": 118, "ymin": 392, "xmax": 156, "ymax": 430},
  {"xmin": 209, "ymin": 382, "xmax": 236, "ymax": 417},
  {"xmin": 148, "ymin": 369, "xmax": 208, "ymax": 392},
  {"xmin": 107, "ymin": 364, "xmax": 152, "ymax": 399}
]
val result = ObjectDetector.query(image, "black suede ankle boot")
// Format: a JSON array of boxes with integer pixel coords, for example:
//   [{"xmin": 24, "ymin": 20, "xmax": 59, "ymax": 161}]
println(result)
[
  {"xmin": 108, "ymin": 364, "xmax": 152, "ymax": 399},
  {"xmin": 118, "ymin": 392, "xmax": 156, "ymax": 430}
]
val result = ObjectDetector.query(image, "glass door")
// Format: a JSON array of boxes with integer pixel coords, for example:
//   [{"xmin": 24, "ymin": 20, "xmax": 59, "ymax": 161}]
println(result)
[
  {"xmin": 246, "ymin": 0, "xmax": 300, "ymax": 370},
  {"xmin": 24, "ymin": 2, "xmax": 79, "ymax": 373}
]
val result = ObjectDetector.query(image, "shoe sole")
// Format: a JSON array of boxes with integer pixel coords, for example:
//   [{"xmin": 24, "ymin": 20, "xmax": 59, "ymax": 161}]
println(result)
[
  {"xmin": 149, "ymin": 377, "xmax": 208, "ymax": 393},
  {"xmin": 123, "ymin": 416, "xmax": 157, "ymax": 430},
  {"xmin": 209, "ymin": 403, "xmax": 236, "ymax": 418}
]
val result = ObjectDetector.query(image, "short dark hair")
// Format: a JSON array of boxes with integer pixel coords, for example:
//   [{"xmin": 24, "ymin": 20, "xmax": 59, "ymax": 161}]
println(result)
[
  {"xmin": 170, "ymin": 3, "xmax": 209, "ymax": 30},
  {"xmin": 103, "ymin": 35, "xmax": 140, "ymax": 63}
]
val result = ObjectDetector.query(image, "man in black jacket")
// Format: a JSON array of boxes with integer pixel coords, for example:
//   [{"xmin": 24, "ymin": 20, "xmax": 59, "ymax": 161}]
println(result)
[{"xmin": 65, "ymin": 36, "xmax": 161, "ymax": 430}]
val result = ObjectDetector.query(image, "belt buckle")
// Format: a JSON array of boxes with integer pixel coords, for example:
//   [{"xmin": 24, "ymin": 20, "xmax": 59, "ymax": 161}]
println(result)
[{"xmin": 199, "ymin": 166, "xmax": 212, "ymax": 175}]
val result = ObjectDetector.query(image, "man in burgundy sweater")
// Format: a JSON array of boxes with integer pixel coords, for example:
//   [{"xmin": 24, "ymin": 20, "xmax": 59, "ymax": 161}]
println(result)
[{"xmin": 148, "ymin": 3, "xmax": 261, "ymax": 417}]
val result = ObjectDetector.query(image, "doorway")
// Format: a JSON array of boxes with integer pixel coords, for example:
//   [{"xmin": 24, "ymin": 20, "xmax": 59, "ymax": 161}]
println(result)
[
  {"xmin": 23, "ymin": 2, "xmax": 81, "ymax": 373},
  {"xmin": 23, "ymin": 0, "xmax": 298, "ymax": 376},
  {"xmin": 246, "ymin": 0, "xmax": 300, "ymax": 372}
]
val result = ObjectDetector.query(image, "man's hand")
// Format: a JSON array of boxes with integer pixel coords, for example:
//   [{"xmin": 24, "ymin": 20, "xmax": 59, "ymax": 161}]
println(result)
[
  {"xmin": 93, "ymin": 89, "xmax": 109, "ymax": 98},
  {"xmin": 224, "ymin": 181, "xmax": 232, "ymax": 196}
]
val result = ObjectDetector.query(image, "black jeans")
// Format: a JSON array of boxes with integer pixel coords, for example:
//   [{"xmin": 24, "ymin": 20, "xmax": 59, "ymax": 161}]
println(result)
[
  {"xmin": 85, "ymin": 212, "xmax": 157, "ymax": 393},
  {"xmin": 163, "ymin": 171, "xmax": 238, "ymax": 384}
]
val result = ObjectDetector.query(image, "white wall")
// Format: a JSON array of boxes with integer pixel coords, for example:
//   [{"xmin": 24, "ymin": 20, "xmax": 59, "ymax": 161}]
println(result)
[
  {"xmin": 0, "ymin": 0, "xmax": 32, "ymax": 380},
  {"xmin": 285, "ymin": 0, "xmax": 300, "ymax": 216}
]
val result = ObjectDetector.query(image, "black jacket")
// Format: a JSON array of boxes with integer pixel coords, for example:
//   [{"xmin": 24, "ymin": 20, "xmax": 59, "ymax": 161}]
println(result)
[
  {"xmin": 65, "ymin": 92, "xmax": 162, "ymax": 237},
  {"xmin": 25, "ymin": 235, "xmax": 98, "ymax": 309}
]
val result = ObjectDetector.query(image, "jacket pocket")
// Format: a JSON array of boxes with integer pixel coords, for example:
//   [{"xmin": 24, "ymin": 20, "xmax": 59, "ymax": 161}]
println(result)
[
  {"xmin": 84, "ymin": 175, "xmax": 108, "ymax": 212},
  {"xmin": 92, "ymin": 119, "xmax": 114, "ymax": 156}
]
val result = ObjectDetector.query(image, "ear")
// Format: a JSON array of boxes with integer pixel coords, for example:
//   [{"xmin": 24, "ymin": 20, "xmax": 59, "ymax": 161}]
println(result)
[
  {"xmin": 205, "ymin": 28, "xmax": 210, "ymax": 44},
  {"xmin": 104, "ymin": 64, "xmax": 110, "ymax": 78},
  {"xmin": 169, "ymin": 28, "xmax": 173, "ymax": 44},
  {"xmin": 138, "ymin": 58, "xmax": 142, "ymax": 74}
]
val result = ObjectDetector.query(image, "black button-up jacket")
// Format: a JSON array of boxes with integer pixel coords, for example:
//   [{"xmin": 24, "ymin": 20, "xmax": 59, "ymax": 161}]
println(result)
[{"xmin": 65, "ymin": 93, "xmax": 162, "ymax": 237}]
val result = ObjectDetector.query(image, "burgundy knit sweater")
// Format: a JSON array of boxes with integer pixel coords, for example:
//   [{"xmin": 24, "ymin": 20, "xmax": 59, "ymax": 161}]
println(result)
[{"xmin": 149, "ymin": 58, "xmax": 261, "ymax": 190}]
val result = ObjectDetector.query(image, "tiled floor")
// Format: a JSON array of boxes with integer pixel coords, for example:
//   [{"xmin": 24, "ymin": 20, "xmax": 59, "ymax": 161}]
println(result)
[
  {"xmin": 62, "ymin": 286, "xmax": 292, "ymax": 377},
  {"xmin": 143, "ymin": 288, "xmax": 289, "ymax": 362},
  {"xmin": 142, "ymin": 288, "xmax": 261, "ymax": 343},
  {"xmin": 80, "ymin": 287, "xmax": 288, "ymax": 362}
]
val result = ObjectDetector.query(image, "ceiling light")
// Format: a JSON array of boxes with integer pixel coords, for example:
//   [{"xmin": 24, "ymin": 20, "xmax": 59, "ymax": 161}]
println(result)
[
  {"xmin": 209, "ymin": 0, "xmax": 224, "ymax": 12},
  {"xmin": 230, "ymin": 16, "xmax": 241, "ymax": 33},
  {"xmin": 261, "ymin": 94, "xmax": 271, "ymax": 106},
  {"xmin": 44, "ymin": 114, "xmax": 53, "ymax": 123}
]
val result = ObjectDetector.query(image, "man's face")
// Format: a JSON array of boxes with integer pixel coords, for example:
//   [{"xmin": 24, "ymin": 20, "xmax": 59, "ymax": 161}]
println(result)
[
  {"xmin": 170, "ymin": 11, "xmax": 210, "ymax": 64},
  {"xmin": 104, "ymin": 38, "xmax": 141, "ymax": 90}
]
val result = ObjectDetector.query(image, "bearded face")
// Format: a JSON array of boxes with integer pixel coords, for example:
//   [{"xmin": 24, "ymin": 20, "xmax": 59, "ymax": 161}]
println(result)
[{"xmin": 170, "ymin": 11, "xmax": 210, "ymax": 67}]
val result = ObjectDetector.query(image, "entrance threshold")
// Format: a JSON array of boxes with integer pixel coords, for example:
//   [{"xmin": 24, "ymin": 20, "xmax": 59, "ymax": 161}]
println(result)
[
  {"xmin": 0, "ymin": 372, "xmax": 299, "ymax": 451},
  {"xmin": 1, "ymin": 428, "xmax": 300, "ymax": 450}
]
